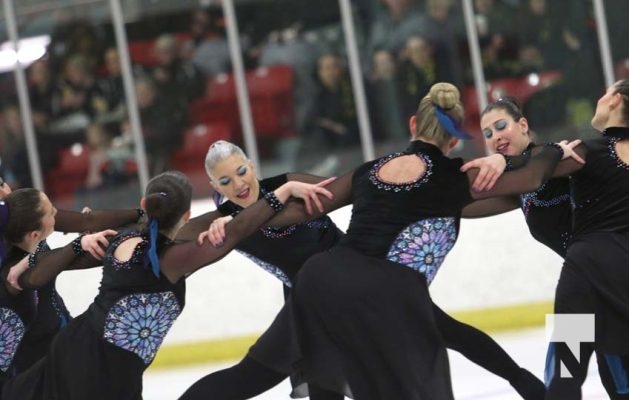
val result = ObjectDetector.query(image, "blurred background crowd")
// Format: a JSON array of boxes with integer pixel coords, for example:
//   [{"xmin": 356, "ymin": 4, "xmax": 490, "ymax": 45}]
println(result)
[{"xmin": 0, "ymin": 0, "xmax": 627, "ymax": 208}]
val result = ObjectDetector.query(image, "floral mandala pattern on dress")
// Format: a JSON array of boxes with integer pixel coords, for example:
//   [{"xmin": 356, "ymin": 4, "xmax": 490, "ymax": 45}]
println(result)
[
  {"xmin": 387, "ymin": 218, "xmax": 457, "ymax": 285},
  {"xmin": 369, "ymin": 152, "xmax": 433, "ymax": 192},
  {"xmin": 103, "ymin": 292, "xmax": 181, "ymax": 364},
  {"xmin": 236, "ymin": 250, "xmax": 292, "ymax": 287},
  {"xmin": 520, "ymin": 184, "xmax": 571, "ymax": 217},
  {"xmin": 0, "ymin": 307, "xmax": 25, "ymax": 372}
]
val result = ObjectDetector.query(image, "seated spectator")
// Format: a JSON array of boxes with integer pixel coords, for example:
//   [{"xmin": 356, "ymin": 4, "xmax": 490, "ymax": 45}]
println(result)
[
  {"xmin": 367, "ymin": 0, "xmax": 425, "ymax": 56},
  {"xmin": 396, "ymin": 35, "xmax": 439, "ymax": 121},
  {"xmin": 98, "ymin": 47, "xmax": 126, "ymax": 116},
  {"xmin": 150, "ymin": 34, "xmax": 205, "ymax": 106},
  {"xmin": 516, "ymin": 0, "xmax": 581, "ymax": 72},
  {"xmin": 0, "ymin": 103, "xmax": 57, "ymax": 189},
  {"xmin": 181, "ymin": 9, "xmax": 230, "ymax": 77},
  {"xmin": 366, "ymin": 49, "xmax": 405, "ymax": 140},
  {"xmin": 49, "ymin": 54, "xmax": 107, "ymax": 138},
  {"xmin": 27, "ymin": 58, "xmax": 55, "ymax": 130},
  {"xmin": 414, "ymin": 0, "xmax": 465, "ymax": 89},
  {"xmin": 84, "ymin": 123, "xmax": 114, "ymax": 190},
  {"xmin": 473, "ymin": 0, "xmax": 519, "ymax": 78},
  {"xmin": 135, "ymin": 77, "xmax": 185, "ymax": 176},
  {"xmin": 306, "ymin": 52, "xmax": 359, "ymax": 150}
]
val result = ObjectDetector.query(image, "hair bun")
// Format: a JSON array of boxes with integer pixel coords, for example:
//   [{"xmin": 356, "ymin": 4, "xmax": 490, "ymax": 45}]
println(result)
[{"xmin": 429, "ymin": 82, "xmax": 460, "ymax": 110}]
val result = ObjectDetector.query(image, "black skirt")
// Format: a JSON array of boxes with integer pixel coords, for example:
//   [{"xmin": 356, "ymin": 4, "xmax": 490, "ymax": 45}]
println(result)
[
  {"xmin": 558, "ymin": 230, "xmax": 629, "ymax": 354},
  {"xmin": 249, "ymin": 246, "xmax": 454, "ymax": 400},
  {"xmin": 2, "ymin": 314, "xmax": 145, "ymax": 400}
]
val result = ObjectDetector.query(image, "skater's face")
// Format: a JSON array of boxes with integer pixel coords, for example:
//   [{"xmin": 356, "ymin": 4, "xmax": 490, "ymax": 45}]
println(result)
[
  {"xmin": 481, "ymin": 109, "xmax": 530, "ymax": 156},
  {"xmin": 209, "ymin": 154, "xmax": 260, "ymax": 208}
]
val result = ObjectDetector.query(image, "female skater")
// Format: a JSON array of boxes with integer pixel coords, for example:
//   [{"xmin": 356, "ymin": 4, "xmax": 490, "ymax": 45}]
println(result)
[
  {"xmin": 465, "ymin": 81, "xmax": 629, "ymax": 399},
  {"xmin": 178, "ymin": 139, "xmax": 547, "ymax": 399},
  {"xmin": 0, "ymin": 188, "xmax": 121, "ymax": 393},
  {"xmin": 200, "ymin": 82, "xmax": 578, "ymax": 399},
  {"xmin": 2, "ymin": 170, "xmax": 332, "ymax": 400},
  {"xmin": 0, "ymin": 184, "xmax": 147, "ymax": 378}
]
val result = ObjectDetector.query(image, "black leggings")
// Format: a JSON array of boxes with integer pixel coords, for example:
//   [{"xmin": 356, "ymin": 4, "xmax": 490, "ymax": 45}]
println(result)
[
  {"xmin": 433, "ymin": 303, "xmax": 545, "ymax": 399},
  {"xmin": 433, "ymin": 304, "xmax": 522, "ymax": 382},
  {"xmin": 545, "ymin": 264, "xmax": 629, "ymax": 399},
  {"xmin": 179, "ymin": 304, "xmax": 539, "ymax": 400},
  {"xmin": 178, "ymin": 355, "xmax": 343, "ymax": 400}
]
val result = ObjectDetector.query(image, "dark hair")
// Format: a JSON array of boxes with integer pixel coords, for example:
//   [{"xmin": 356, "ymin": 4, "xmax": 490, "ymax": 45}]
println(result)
[
  {"xmin": 481, "ymin": 96, "xmax": 524, "ymax": 121},
  {"xmin": 613, "ymin": 79, "xmax": 629, "ymax": 123},
  {"xmin": 3, "ymin": 188, "xmax": 45, "ymax": 244},
  {"xmin": 144, "ymin": 171, "xmax": 192, "ymax": 231}
]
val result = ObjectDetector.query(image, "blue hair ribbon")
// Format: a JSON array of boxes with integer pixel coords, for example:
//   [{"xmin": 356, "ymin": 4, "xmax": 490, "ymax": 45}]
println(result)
[
  {"xmin": 434, "ymin": 106, "xmax": 474, "ymax": 140},
  {"xmin": 147, "ymin": 218, "xmax": 161, "ymax": 278}
]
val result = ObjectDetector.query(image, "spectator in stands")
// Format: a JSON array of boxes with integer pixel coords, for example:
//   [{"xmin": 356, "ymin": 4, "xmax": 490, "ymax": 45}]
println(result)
[
  {"xmin": 473, "ymin": 0, "xmax": 519, "ymax": 79},
  {"xmin": 0, "ymin": 104, "xmax": 57, "ymax": 189},
  {"xmin": 414, "ymin": 0, "xmax": 465, "ymax": 89},
  {"xmin": 84, "ymin": 123, "xmax": 114, "ymax": 190},
  {"xmin": 151, "ymin": 34, "xmax": 205, "ymax": 106},
  {"xmin": 516, "ymin": 0, "xmax": 581, "ymax": 72},
  {"xmin": 135, "ymin": 77, "xmax": 185, "ymax": 177},
  {"xmin": 28, "ymin": 59, "xmax": 55, "ymax": 130},
  {"xmin": 98, "ymin": 47, "xmax": 126, "ymax": 116},
  {"xmin": 366, "ymin": 49, "xmax": 405, "ymax": 140},
  {"xmin": 397, "ymin": 35, "xmax": 439, "ymax": 122},
  {"xmin": 49, "ymin": 54, "xmax": 107, "ymax": 138},
  {"xmin": 182, "ymin": 9, "xmax": 230, "ymax": 77},
  {"xmin": 367, "ymin": 0, "xmax": 425, "ymax": 57},
  {"xmin": 0, "ymin": 103, "xmax": 27, "ymax": 188},
  {"xmin": 306, "ymin": 53, "xmax": 359, "ymax": 150}
]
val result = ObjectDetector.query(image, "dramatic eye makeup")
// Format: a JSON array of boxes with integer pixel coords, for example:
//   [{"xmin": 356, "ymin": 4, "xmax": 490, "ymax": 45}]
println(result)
[
  {"xmin": 218, "ymin": 177, "xmax": 230, "ymax": 185},
  {"xmin": 483, "ymin": 129, "xmax": 492, "ymax": 139},
  {"xmin": 495, "ymin": 119, "xmax": 507, "ymax": 130},
  {"xmin": 237, "ymin": 165, "xmax": 247, "ymax": 176}
]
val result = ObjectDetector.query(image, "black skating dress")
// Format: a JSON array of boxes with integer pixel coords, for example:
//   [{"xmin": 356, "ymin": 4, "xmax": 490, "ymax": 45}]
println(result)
[
  {"xmin": 4, "ymin": 192, "xmax": 289, "ymax": 400},
  {"xmin": 249, "ymin": 139, "xmax": 562, "ymax": 400},
  {"xmin": 552, "ymin": 128, "xmax": 629, "ymax": 354},
  {"xmin": 517, "ymin": 144, "xmax": 573, "ymax": 257},
  {"xmin": 217, "ymin": 174, "xmax": 344, "ymax": 288}
]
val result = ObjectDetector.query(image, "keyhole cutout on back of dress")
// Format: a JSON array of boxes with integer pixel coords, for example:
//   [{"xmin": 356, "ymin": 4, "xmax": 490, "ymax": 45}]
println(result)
[
  {"xmin": 377, "ymin": 154, "xmax": 426, "ymax": 185},
  {"xmin": 614, "ymin": 140, "xmax": 629, "ymax": 167}
]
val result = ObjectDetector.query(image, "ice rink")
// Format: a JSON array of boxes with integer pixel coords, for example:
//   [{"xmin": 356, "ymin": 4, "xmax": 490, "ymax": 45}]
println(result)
[{"xmin": 144, "ymin": 327, "xmax": 608, "ymax": 400}]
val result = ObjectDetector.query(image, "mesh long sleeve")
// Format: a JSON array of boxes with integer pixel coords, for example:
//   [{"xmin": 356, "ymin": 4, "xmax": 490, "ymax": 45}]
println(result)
[
  {"xmin": 19, "ymin": 244, "xmax": 99, "ymax": 290},
  {"xmin": 160, "ymin": 197, "xmax": 279, "ymax": 279},
  {"xmin": 286, "ymin": 172, "xmax": 330, "ymax": 184},
  {"xmin": 462, "ymin": 196, "xmax": 520, "ymax": 218},
  {"xmin": 55, "ymin": 209, "xmax": 139, "ymax": 233},
  {"xmin": 468, "ymin": 144, "xmax": 562, "ymax": 200},
  {"xmin": 175, "ymin": 210, "xmax": 224, "ymax": 242},
  {"xmin": 265, "ymin": 171, "xmax": 354, "ymax": 228}
]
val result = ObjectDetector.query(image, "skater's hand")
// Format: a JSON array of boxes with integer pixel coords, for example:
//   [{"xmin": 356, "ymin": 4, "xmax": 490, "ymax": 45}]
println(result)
[
  {"xmin": 461, "ymin": 153, "xmax": 506, "ymax": 192},
  {"xmin": 81, "ymin": 230, "xmax": 117, "ymax": 259},
  {"xmin": 198, "ymin": 215, "xmax": 232, "ymax": 246},
  {"xmin": 7, "ymin": 255, "xmax": 28, "ymax": 290},
  {"xmin": 556, "ymin": 139, "xmax": 584, "ymax": 163},
  {"xmin": 275, "ymin": 178, "xmax": 336, "ymax": 215}
]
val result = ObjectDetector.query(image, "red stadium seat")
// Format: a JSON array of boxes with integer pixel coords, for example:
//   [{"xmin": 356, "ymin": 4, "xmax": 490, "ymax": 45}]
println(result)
[
  {"xmin": 45, "ymin": 143, "xmax": 90, "ymax": 198},
  {"xmin": 171, "ymin": 123, "xmax": 234, "ymax": 172},
  {"xmin": 246, "ymin": 65, "xmax": 296, "ymax": 138},
  {"xmin": 127, "ymin": 39, "xmax": 158, "ymax": 67}
]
